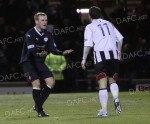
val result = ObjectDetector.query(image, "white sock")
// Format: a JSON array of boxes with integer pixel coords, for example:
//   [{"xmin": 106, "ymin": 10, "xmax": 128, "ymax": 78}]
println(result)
[
  {"xmin": 46, "ymin": 85, "xmax": 52, "ymax": 89},
  {"xmin": 99, "ymin": 89, "xmax": 108, "ymax": 113},
  {"xmin": 33, "ymin": 87, "xmax": 40, "ymax": 90},
  {"xmin": 110, "ymin": 83, "xmax": 119, "ymax": 102}
]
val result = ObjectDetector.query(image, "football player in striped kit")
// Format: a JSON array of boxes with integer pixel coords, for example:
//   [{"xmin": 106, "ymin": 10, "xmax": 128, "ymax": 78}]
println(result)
[{"xmin": 81, "ymin": 6, "xmax": 123, "ymax": 117}]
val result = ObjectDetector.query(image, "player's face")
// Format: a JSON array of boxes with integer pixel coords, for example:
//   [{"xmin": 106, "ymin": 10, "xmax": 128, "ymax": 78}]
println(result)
[{"xmin": 36, "ymin": 15, "xmax": 48, "ymax": 30}]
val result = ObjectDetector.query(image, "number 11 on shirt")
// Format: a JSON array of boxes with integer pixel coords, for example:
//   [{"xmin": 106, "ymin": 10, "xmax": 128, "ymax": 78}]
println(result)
[{"xmin": 98, "ymin": 23, "xmax": 111, "ymax": 36}]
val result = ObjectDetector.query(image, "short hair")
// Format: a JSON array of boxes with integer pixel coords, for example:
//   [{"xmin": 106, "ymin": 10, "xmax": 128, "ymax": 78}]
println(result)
[
  {"xmin": 89, "ymin": 6, "xmax": 101, "ymax": 19},
  {"xmin": 34, "ymin": 12, "xmax": 47, "ymax": 20}
]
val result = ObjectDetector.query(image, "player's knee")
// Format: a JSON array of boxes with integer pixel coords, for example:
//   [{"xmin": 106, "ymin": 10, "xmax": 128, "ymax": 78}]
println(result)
[
  {"xmin": 45, "ymin": 77, "xmax": 55, "ymax": 88},
  {"xmin": 32, "ymin": 79, "xmax": 40, "ymax": 88},
  {"xmin": 108, "ymin": 73, "xmax": 118, "ymax": 85},
  {"xmin": 96, "ymin": 72, "xmax": 107, "ymax": 81},
  {"xmin": 113, "ymin": 73, "xmax": 118, "ymax": 81},
  {"xmin": 97, "ymin": 77, "xmax": 107, "ymax": 89},
  {"xmin": 108, "ymin": 77, "xmax": 116, "ymax": 85}
]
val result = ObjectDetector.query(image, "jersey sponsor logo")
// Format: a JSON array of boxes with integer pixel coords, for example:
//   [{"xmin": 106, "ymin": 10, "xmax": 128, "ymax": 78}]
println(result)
[
  {"xmin": 44, "ymin": 37, "xmax": 48, "ymax": 42},
  {"xmin": 27, "ymin": 45, "xmax": 34, "ymax": 49}
]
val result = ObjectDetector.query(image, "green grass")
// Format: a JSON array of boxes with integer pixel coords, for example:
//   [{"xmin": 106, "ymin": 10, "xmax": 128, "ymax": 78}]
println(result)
[{"xmin": 0, "ymin": 92, "xmax": 150, "ymax": 124}]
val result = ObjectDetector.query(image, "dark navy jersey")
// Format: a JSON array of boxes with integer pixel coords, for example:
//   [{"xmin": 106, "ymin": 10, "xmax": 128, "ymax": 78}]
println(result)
[{"xmin": 20, "ymin": 26, "xmax": 63, "ymax": 64}]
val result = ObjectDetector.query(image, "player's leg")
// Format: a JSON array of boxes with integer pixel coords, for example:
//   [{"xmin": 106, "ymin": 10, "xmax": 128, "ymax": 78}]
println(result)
[
  {"xmin": 108, "ymin": 77, "xmax": 121, "ymax": 115},
  {"xmin": 32, "ymin": 62, "xmax": 53, "ymax": 117},
  {"xmin": 22, "ymin": 62, "xmax": 44, "ymax": 115},
  {"xmin": 108, "ymin": 60, "xmax": 121, "ymax": 115},
  {"xmin": 97, "ymin": 76, "xmax": 108, "ymax": 117},
  {"xmin": 41, "ymin": 77, "xmax": 55, "ymax": 105},
  {"xmin": 31, "ymin": 79, "xmax": 43, "ymax": 113},
  {"xmin": 34, "ymin": 77, "xmax": 54, "ymax": 117},
  {"xmin": 108, "ymin": 76, "xmax": 119, "ymax": 102},
  {"xmin": 36, "ymin": 63, "xmax": 54, "ymax": 106},
  {"xmin": 32, "ymin": 79, "xmax": 50, "ymax": 117},
  {"xmin": 95, "ymin": 61, "xmax": 108, "ymax": 117}
]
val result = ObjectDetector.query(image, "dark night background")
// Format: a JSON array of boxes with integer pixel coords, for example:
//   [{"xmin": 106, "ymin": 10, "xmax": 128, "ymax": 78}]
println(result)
[{"xmin": 0, "ymin": 0, "xmax": 150, "ymax": 92}]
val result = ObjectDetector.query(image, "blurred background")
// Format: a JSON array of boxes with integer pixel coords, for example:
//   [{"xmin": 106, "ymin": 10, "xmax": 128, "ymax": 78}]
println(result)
[{"xmin": 0, "ymin": 0, "xmax": 150, "ymax": 93}]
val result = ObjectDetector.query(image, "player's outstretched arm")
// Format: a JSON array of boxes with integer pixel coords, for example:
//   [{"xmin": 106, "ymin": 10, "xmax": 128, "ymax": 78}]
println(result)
[
  {"xmin": 81, "ymin": 46, "xmax": 91, "ymax": 70},
  {"xmin": 62, "ymin": 49, "xmax": 74, "ymax": 55},
  {"xmin": 117, "ymin": 40, "xmax": 123, "ymax": 60},
  {"xmin": 117, "ymin": 40, "xmax": 123, "ymax": 52}
]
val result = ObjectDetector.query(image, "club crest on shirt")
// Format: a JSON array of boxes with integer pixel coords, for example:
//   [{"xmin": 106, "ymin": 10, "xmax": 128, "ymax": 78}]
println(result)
[{"xmin": 44, "ymin": 37, "xmax": 48, "ymax": 42}]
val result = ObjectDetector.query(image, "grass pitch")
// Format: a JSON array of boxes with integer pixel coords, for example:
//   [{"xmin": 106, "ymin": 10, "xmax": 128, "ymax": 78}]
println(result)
[{"xmin": 0, "ymin": 92, "xmax": 150, "ymax": 124}]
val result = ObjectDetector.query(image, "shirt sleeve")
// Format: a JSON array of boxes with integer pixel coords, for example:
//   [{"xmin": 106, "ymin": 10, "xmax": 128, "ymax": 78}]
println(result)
[
  {"xmin": 48, "ymin": 33, "xmax": 63, "ymax": 55},
  {"xmin": 25, "ymin": 33, "xmax": 37, "ymax": 56},
  {"xmin": 84, "ymin": 26, "xmax": 93, "ymax": 47},
  {"xmin": 25, "ymin": 34, "xmax": 35, "ymax": 52}
]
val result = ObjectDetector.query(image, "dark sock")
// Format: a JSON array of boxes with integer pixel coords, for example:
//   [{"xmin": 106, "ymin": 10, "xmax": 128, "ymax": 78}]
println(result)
[
  {"xmin": 32, "ymin": 89, "xmax": 43, "ymax": 113},
  {"xmin": 40, "ymin": 85, "xmax": 51, "ymax": 106}
]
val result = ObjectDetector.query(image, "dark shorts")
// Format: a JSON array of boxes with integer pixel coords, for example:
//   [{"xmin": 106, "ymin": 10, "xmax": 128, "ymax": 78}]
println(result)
[
  {"xmin": 94, "ymin": 59, "xmax": 119, "ymax": 78},
  {"xmin": 22, "ymin": 61, "xmax": 53, "ymax": 83}
]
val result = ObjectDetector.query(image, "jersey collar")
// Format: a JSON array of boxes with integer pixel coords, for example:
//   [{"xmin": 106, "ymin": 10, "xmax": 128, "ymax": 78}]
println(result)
[
  {"xmin": 92, "ymin": 19, "xmax": 101, "ymax": 22},
  {"xmin": 34, "ymin": 26, "xmax": 44, "ymax": 36}
]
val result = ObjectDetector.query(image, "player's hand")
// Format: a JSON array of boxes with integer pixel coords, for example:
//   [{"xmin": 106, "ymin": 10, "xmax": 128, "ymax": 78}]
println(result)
[
  {"xmin": 81, "ymin": 59, "xmax": 86, "ymax": 70},
  {"xmin": 37, "ymin": 51, "xmax": 48, "ymax": 57},
  {"xmin": 62, "ymin": 49, "xmax": 74, "ymax": 55}
]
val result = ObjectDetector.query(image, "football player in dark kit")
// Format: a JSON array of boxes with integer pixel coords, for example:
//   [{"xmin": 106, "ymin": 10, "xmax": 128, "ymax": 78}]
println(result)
[{"xmin": 20, "ymin": 12, "xmax": 73, "ymax": 117}]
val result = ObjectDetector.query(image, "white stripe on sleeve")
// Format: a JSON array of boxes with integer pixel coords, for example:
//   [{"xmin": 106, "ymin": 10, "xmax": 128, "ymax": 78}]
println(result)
[{"xmin": 27, "ymin": 45, "xmax": 35, "ymax": 49}]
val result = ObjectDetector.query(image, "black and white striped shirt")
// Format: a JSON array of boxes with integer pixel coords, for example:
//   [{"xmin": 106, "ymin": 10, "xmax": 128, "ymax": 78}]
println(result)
[{"xmin": 84, "ymin": 19, "xmax": 123, "ymax": 64}]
